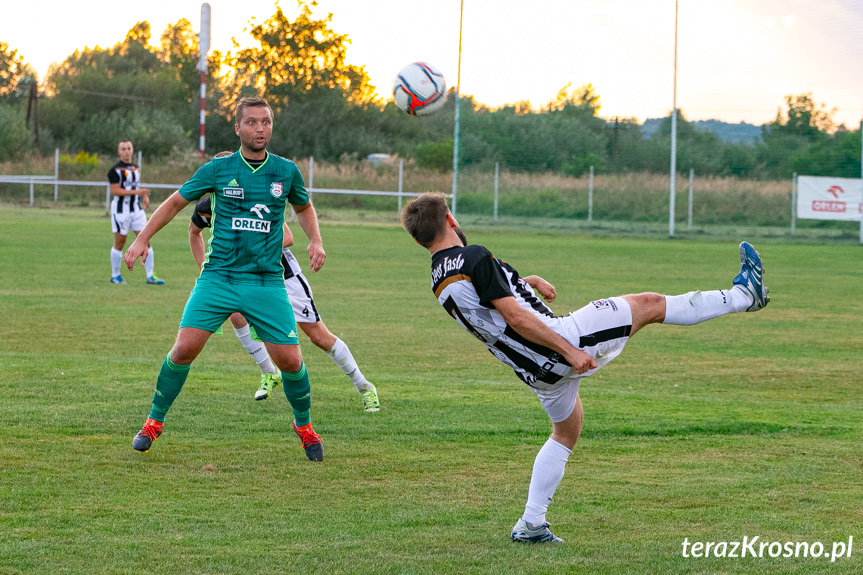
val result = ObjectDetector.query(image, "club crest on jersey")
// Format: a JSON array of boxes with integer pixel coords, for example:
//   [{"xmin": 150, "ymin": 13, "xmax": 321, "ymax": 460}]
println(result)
[
  {"xmin": 591, "ymin": 299, "xmax": 618, "ymax": 311},
  {"xmin": 223, "ymin": 187, "xmax": 244, "ymax": 199},
  {"xmin": 270, "ymin": 182, "xmax": 283, "ymax": 198}
]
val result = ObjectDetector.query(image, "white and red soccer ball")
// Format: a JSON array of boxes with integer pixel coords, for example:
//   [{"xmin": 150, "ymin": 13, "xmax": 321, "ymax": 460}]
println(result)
[{"xmin": 393, "ymin": 62, "xmax": 447, "ymax": 116}]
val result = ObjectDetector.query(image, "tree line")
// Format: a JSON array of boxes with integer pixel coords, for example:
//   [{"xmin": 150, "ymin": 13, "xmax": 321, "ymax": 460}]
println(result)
[{"xmin": 0, "ymin": 1, "xmax": 859, "ymax": 181}]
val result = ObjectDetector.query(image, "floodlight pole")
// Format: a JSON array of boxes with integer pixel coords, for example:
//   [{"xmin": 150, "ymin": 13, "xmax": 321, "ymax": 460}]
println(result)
[
  {"xmin": 199, "ymin": 73, "xmax": 206, "ymax": 158},
  {"xmin": 860, "ymin": 120, "xmax": 862, "ymax": 244},
  {"xmin": 197, "ymin": 3, "xmax": 211, "ymax": 158},
  {"xmin": 451, "ymin": 0, "xmax": 464, "ymax": 216},
  {"xmin": 669, "ymin": 0, "xmax": 679, "ymax": 237}
]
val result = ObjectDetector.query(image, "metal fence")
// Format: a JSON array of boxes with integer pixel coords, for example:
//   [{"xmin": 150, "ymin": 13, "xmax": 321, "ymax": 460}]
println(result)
[
  {"xmin": 2, "ymin": 153, "xmax": 859, "ymax": 244},
  {"xmin": 0, "ymin": 155, "xmax": 447, "ymax": 215}
]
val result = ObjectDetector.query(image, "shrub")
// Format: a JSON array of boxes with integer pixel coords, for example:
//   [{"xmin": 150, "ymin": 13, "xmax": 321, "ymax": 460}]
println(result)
[
  {"xmin": 414, "ymin": 140, "xmax": 453, "ymax": 171},
  {"xmin": 60, "ymin": 151, "xmax": 99, "ymax": 177},
  {"xmin": 562, "ymin": 152, "xmax": 605, "ymax": 177},
  {"xmin": 0, "ymin": 105, "xmax": 34, "ymax": 161}
]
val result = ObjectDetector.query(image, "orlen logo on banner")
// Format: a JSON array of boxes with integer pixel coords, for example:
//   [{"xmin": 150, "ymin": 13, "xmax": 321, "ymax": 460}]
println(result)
[
  {"xmin": 812, "ymin": 201, "xmax": 846, "ymax": 213},
  {"xmin": 826, "ymin": 185, "xmax": 844, "ymax": 199},
  {"xmin": 812, "ymin": 185, "xmax": 846, "ymax": 213}
]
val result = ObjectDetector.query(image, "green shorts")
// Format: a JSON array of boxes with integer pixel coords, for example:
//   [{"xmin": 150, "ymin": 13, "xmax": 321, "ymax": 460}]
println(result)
[{"xmin": 179, "ymin": 275, "xmax": 299, "ymax": 345}]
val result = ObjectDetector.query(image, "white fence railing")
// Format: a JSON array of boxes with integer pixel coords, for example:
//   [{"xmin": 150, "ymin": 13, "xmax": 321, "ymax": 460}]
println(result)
[
  {"xmin": 0, "ymin": 157, "xmax": 449, "ymax": 214},
  {"xmin": 0, "ymin": 177, "xmax": 435, "ymax": 214}
]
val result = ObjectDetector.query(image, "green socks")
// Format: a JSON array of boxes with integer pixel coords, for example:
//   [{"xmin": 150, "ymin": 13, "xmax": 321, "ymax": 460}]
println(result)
[
  {"xmin": 148, "ymin": 352, "xmax": 191, "ymax": 422},
  {"xmin": 282, "ymin": 363, "xmax": 311, "ymax": 426},
  {"xmin": 144, "ymin": 355, "xmax": 311, "ymax": 427}
]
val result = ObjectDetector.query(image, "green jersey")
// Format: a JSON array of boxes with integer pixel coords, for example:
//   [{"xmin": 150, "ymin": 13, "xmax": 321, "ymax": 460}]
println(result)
[{"xmin": 179, "ymin": 151, "xmax": 308, "ymax": 284}]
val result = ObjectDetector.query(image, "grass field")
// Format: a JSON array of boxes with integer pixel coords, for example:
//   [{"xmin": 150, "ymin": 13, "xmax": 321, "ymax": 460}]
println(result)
[{"xmin": 0, "ymin": 206, "xmax": 861, "ymax": 574}]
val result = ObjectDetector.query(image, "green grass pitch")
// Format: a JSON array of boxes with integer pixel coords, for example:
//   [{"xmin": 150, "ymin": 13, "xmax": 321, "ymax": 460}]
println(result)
[{"xmin": 0, "ymin": 206, "xmax": 860, "ymax": 574}]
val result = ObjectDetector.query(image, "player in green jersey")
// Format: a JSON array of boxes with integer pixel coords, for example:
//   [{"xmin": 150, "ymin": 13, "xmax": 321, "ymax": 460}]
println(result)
[{"xmin": 123, "ymin": 97, "xmax": 327, "ymax": 461}]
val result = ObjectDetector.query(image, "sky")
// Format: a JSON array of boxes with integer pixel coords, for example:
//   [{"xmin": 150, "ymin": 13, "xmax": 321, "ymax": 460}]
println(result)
[{"xmin": 2, "ymin": 0, "xmax": 862, "ymax": 127}]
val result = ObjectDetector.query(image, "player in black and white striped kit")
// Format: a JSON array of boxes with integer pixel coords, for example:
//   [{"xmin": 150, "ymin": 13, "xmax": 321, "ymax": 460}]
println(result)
[
  {"xmin": 401, "ymin": 192, "xmax": 769, "ymax": 544},
  {"xmin": 107, "ymin": 140, "xmax": 163, "ymax": 285}
]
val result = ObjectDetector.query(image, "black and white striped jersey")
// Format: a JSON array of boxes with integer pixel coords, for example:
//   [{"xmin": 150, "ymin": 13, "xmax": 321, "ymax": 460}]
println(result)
[
  {"xmin": 280, "ymin": 247, "xmax": 303, "ymax": 279},
  {"xmin": 431, "ymin": 244, "xmax": 573, "ymax": 388},
  {"xmin": 107, "ymin": 161, "xmax": 142, "ymax": 214}
]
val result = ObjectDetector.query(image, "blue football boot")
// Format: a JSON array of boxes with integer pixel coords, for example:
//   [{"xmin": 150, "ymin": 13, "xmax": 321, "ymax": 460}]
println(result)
[{"xmin": 732, "ymin": 241, "xmax": 769, "ymax": 311}]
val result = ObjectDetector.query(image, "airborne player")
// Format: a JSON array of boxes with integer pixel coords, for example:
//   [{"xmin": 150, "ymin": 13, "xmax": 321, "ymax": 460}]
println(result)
[{"xmin": 401, "ymin": 192, "xmax": 769, "ymax": 543}]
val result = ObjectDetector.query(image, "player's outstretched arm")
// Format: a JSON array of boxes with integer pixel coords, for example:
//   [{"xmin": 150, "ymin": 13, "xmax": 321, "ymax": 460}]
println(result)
[
  {"xmin": 110, "ymin": 183, "xmax": 149, "ymax": 198},
  {"xmin": 492, "ymin": 296, "xmax": 597, "ymax": 374},
  {"xmin": 110, "ymin": 183, "xmax": 151, "ymax": 210},
  {"xmin": 188, "ymin": 221, "xmax": 206, "ymax": 269},
  {"xmin": 293, "ymin": 201, "xmax": 326, "ymax": 272},
  {"xmin": 124, "ymin": 191, "xmax": 190, "ymax": 271},
  {"xmin": 523, "ymin": 275, "xmax": 557, "ymax": 302}
]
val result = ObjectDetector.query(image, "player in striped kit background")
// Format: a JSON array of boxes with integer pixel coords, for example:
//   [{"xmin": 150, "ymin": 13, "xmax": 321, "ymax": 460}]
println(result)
[{"xmin": 107, "ymin": 140, "xmax": 163, "ymax": 285}]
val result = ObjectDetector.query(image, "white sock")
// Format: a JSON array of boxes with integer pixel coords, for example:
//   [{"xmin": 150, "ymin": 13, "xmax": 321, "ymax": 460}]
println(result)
[
  {"xmin": 522, "ymin": 438, "xmax": 572, "ymax": 526},
  {"xmin": 110, "ymin": 248, "xmax": 122, "ymax": 277},
  {"xmin": 326, "ymin": 337, "xmax": 371, "ymax": 392},
  {"xmin": 233, "ymin": 325, "xmax": 276, "ymax": 373},
  {"xmin": 144, "ymin": 246, "xmax": 155, "ymax": 278},
  {"xmin": 663, "ymin": 287, "xmax": 752, "ymax": 326}
]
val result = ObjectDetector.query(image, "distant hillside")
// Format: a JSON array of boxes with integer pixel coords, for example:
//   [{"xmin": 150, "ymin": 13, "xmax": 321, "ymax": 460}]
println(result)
[{"xmin": 640, "ymin": 118, "xmax": 762, "ymax": 143}]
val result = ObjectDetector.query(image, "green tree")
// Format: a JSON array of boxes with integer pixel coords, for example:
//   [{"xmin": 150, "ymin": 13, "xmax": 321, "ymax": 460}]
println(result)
[
  {"xmin": 757, "ymin": 93, "xmax": 837, "ymax": 178},
  {"xmin": 0, "ymin": 42, "xmax": 36, "ymax": 99},
  {"xmin": 648, "ymin": 110, "xmax": 724, "ymax": 175},
  {"xmin": 0, "ymin": 44, "xmax": 39, "ymax": 157},
  {"xmin": 460, "ymin": 85, "xmax": 609, "ymax": 174},
  {"xmin": 770, "ymin": 93, "xmax": 834, "ymax": 141},
  {"xmin": 223, "ymin": 2, "xmax": 377, "ymax": 108},
  {"xmin": 721, "ymin": 143, "xmax": 756, "ymax": 177},
  {"xmin": 415, "ymin": 139, "xmax": 454, "ymax": 171},
  {"xmin": 160, "ymin": 19, "xmax": 199, "ymax": 68},
  {"xmin": 562, "ymin": 152, "xmax": 605, "ymax": 177},
  {"xmin": 787, "ymin": 125, "xmax": 861, "ymax": 178},
  {"xmin": 0, "ymin": 105, "xmax": 34, "ymax": 160},
  {"xmin": 159, "ymin": 19, "xmax": 205, "ymax": 105},
  {"xmin": 605, "ymin": 117, "xmax": 646, "ymax": 172},
  {"xmin": 545, "ymin": 83, "xmax": 601, "ymax": 115},
  {"xmin": 42, "ymin": 21, "xmax": 198, "ymax": 155},
  {"xmin": 205, "ymin": 2, "xmax": 384, "ymax": 158}
]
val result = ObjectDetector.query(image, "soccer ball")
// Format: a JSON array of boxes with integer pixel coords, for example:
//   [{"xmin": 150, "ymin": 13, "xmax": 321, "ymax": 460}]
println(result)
[{"xmin": 393, "ymin": 62, "xmax": 447, "ymax": 116}]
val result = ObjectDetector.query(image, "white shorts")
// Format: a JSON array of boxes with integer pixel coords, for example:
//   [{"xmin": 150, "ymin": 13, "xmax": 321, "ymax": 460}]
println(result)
[
  {"xmin": 531, "ymin": 296, "xmax": 633, "ymax": 422},
  {"xmin": 532, "ymin": 379, "xmax": 582, "ymax": 423},
  {"xmin": 285, "ymin": 274, "xmax": 320, "ymax": 324},
  {"xmin": 111, "ymin": 210, "xmax": 147, "ymax": 236}
]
